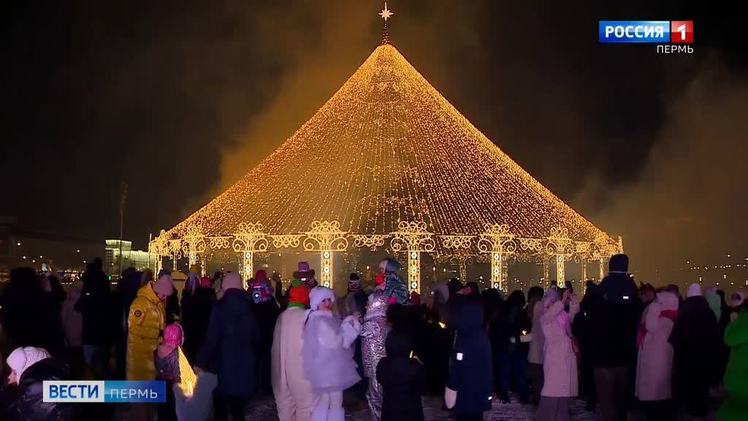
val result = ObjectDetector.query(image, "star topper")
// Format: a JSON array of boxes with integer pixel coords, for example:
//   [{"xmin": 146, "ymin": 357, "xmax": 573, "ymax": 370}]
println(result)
[{"xmin": 379, "ymin": 2, "xmax": 394, "ymax": 22}]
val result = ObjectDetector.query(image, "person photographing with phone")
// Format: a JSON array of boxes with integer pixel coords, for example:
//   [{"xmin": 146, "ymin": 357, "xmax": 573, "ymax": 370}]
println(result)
[{"xmin": 536, "ymin": 288, "xmax": 580, "ymax": 421}]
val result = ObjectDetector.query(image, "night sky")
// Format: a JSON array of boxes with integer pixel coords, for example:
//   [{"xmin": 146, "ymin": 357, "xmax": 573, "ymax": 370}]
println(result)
[{"xmin": 3, "ymin": 1, "xmax": 745, "ymax": 281}]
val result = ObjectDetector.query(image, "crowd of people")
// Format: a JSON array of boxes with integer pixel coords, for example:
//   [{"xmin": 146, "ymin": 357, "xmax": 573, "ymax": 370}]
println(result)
[{"xmin": 0, "ymin": 253, "xmax": 746, "ymax": 421}]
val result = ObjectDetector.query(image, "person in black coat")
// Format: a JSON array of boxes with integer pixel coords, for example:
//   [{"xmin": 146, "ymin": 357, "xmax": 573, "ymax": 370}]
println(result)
[
  {"xmin": 247, "ymin": 270, "xmax": 280, "ymax": 396},
  {"xmin": 197, "ymin": 273, "xmax": 259, "ymax": 421},
  {"xmin": 587, "ymin": 254, "xmax": 640, "ymax": 421},
  {"xmin": 571, "ymin": 281, "xmax": 601, "ymax": 411},
  {"xmin": 669, "ymin": 283, "xmax": 721, "ymax": 417},
  {"xmin": 489, "ymin": 290, "xmax": 529, "ymax": 403},
  {"xmin": 75, "ymin": 258, "xmax": 113, "ymax": 378},
  {"xmin": 112, "ymin": 267, "xmax": 142, "ymax": 379},
  {"xmin": 0, "ymin": 268, "xmax": 50, "ymax": 351},
  {"xmin": 377, "ymin": 329, "xmax": 426, "ymax": 421},
  {"xmin": 446, "ymin": 293, "xmax": 493, "ymax": 421},
  {"xmin": 181, "ymin": 277, "xmax": 216, "ymax": 364}
]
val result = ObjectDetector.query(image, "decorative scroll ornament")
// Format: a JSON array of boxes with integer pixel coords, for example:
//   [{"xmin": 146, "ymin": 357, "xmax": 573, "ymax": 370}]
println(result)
[
  {"xmin": 572, "ymin": 241, "xmax": 593, "ymax": 264},
  {"xmin": 518, "ymin": 237, "xmax": 544, "ymax": 253},
  {"xmin": 352, "ymin": 234, "xmax": 389, "ymax": 251},
  {"xmin": 390, "ymin": 221, "xmax": 435, "ymax": 294},
  {"xmin": 303, "ymin": 220, "xmax": 348, "ymax": 289},
  {"xmin": 167, "ymin": 239, "xmax": 183, "ymax": 259},
  {"xmin": 477, "ymin": 224, "xmax": 516, "ymax": 291},
  {"xmin": 477, "ymin": 224, "xmax": 517, "ymax": 254},
  {"xmin": 232, "ymin": 222, "xmax": 269, "ymax": 284},
  {"xmin": 545, "ymin": 227, "xmax": 574, "ymax": 257},
  {"xmin": 181, "ymin": 225, "xmax": 207, "ymax": 255},
  {"xmin": 303, "ymin": 220, "xmax": 349, "ymax": 252},
  {"xmin": 208, "ymin": 236, "xmax": 231, "ymax": 249},
  {"xmin": 232, "ymin": 222, "xmax": 269, "ymax": 253},
  {"xmin": 441, "ymin": 235, "xmax": 474, "ymax": 250},
  {"xmin": 270, "ymin": 235, "xmax": 304, "ymax": 249},
  {"xmin": 545, "ymin": 227, "xmax": 575, "ymax": 285},
  {"xmin": 389, "ymin": 221, "xmax": 435, "ymax": 253}
]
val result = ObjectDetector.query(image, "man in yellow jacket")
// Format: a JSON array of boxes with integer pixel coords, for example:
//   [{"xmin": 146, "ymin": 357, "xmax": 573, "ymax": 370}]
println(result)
[{"xmin": 127, "ymin": 270, "xmax": 174, "ymax": 380}]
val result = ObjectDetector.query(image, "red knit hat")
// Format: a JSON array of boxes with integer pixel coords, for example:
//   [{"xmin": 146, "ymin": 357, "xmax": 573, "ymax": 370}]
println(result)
[
  {"xmin": 255, "ymin": 269, "xmax": 268, "ymax": 284},
  {"xmin": 288, "ymin": 280, "xmax": 310, "ymax": 308}
]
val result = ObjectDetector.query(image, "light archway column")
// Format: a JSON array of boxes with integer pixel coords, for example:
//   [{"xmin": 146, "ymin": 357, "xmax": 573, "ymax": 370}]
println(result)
[
  {"xmin": 442, "ymin": 235, "xmax": 475, "ymax": 283},
  {"xmin": 182, "ymin": 226, "xmax": 206, "ymax": 275},
  {"xmin": 304, "ymin": 220, "xmax": 348, "ymax": 289},
  {"xmin": 391, "ymin": 221, "xmax": 435, "ymax": 294},
  {"xmin": 478, "ymin": 224, "xmax": 516, "ymax": 292},
  {"xmin": 167, "ymin": 239, "xmax": 183, "ymax": 272},
  {"xmin": 148, "ymin": 229, "xmax": 168, "ymax": 274},
  {"xmin": 546, "ymin": 227, "xmax": 573, "ymax": 287},
  {"xmin": 232, "ymin": 223, "xmax": 268, "ymax": 288}
]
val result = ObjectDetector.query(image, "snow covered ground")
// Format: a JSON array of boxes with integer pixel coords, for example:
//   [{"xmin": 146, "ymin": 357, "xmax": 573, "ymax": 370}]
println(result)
[
  {"xmin": 115, "ymin": 393, "xmax": 716, "ymax": 420},
  {"xmin": 244, "ymin": 395, "xmax": 598, "ymax": 420}
]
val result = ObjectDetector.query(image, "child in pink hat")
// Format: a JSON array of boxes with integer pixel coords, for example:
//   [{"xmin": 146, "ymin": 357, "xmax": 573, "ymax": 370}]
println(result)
[{"xmin": 155, "ymin": 323, "xmax": 217, "ymax": 421}]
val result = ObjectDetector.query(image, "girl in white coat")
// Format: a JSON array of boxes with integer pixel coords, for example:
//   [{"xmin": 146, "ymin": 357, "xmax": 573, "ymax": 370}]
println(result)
[
  {"xmin": 635, "ymin": 291, "xmax": 679, "ymax": 421},
  {"xmin": 536, "ymin": 289, "xmax": 579, "ymax": 421},
  {"xmin": 303, "ymin": 287, "xmax": 362, "ymax": 421}
]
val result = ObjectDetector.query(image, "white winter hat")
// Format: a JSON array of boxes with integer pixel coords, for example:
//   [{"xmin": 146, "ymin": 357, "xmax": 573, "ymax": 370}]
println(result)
[
  {"xmin": 687, "ymin": 283, "xmax": 702, "ymax": 298},
  {"xmin": 309, "ymin": 286, "xmax": 335, "ymax": 310},
  {"xmin": 7, "ymin": 347, "xmax": 51, "ymax": 380}
]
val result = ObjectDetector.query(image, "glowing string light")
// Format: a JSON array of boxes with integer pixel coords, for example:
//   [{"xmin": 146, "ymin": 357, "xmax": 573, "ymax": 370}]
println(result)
[{"xmin": 155, "ymin": 39, "xmax": 618, "ymax": 277}]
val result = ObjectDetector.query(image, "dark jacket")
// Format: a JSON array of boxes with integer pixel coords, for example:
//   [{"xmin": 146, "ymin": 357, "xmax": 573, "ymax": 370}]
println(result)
[
  {"xmin": 75, "ymin": 269, "xmax": 113, "ymax": 347},
  {"xmin": 1, "ymin": 268, "xmax": 60, "ymax": 352},
  {"xmin": 249, "ymin": 297, "xmax": 280, "ymax": 394},
  {"xmin": 164, "ymin": 292, "xmax": 181, "ymax": 325},
  {"xmin": 588, "ymin": 273, "xmax": 641, "ymax": 367},
  {"xmin": 447, "ymin": 296, "xmax": 493, "ymax": 414},
  {"xmin": 181, "ymin": 287, "xmax": 216, "ymax": 364},
  {"xmin": 15, "ymin": 358, "xmax": 75, "ymax": 421},
  {"xmin": 670, "ymin": 295, "xmax": 721, "ymax": 386},
  {"xmin": 377, "ymin": 330, "xmax": 426, "ymax": 421},
  {"xmin": 197, "ymin": 289, "xmax": 259, "ymax": 397}
]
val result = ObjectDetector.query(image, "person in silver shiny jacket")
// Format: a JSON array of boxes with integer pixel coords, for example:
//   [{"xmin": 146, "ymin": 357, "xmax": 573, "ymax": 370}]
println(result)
[{"xmin": 361, "ymin": 290, "xmax": 390, "ymax": 420}]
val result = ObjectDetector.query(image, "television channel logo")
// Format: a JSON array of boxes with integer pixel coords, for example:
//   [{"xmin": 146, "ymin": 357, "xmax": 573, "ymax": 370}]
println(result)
[
  {"xmin": 43, "ymin": 380, "xmax": 166, "ymax": 403},
  {"xmin": 670, "ymin": 20, "xmax": 694, "ymax": 44},
  {"xmin": 598, "ymin": 20, "xmax": 693, "ymax": 44}
]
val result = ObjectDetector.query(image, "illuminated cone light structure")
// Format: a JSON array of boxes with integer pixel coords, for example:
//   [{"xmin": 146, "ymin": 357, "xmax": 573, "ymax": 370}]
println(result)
[{"xmin": 153, "ymin": 38, "xmax": 620, "ymax": 292}]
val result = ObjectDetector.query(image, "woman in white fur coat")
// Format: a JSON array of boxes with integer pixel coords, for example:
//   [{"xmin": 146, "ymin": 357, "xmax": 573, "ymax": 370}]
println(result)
[
  {"xmin": 536, "ymin": 288, "xmax": 579, "ymax": 421},
  {"xmin": 635, "ymin": 291, "xmax": 679, "ymax": 420},
  {"xmin": 303, "ymin": 287, "xmax": 362, "ymax": 421}
]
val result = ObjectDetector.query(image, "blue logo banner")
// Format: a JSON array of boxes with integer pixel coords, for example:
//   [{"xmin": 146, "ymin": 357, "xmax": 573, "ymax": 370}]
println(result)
[{"xmin": 599, "ymin": 21, "xmax": 670, "ymax": 43}]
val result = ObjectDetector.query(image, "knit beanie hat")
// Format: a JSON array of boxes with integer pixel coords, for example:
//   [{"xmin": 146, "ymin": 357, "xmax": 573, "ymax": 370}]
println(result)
[
  {"xmin": 309, "ymin": 286, "xmax": 335, "ymax": 310},
  {"xmin": 163, "ymin": 323, "xmax": 184, "ymax": 347},
  {"xmin": 222, "ymin": 272, "xmax": 243, "ymax": 292},
  {"xmin": 255, "ymin": 270, "xmax": 268, "ymax": 284},
  {"xmin": 288, "ymin": 280, "xmax": 310, "ymax": 308},
  {"xmin": 154, "ymin": 272, "xmax": 175, "ymax": 297},
  {"xmin": 7, "ymin": 347, "xmax": 51, "ymax": 380}
]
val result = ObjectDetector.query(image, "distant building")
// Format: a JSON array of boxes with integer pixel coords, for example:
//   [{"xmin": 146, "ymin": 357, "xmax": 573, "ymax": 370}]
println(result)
[
  {"xmin": 104, "ymin": 239, "xmax": 154, "ymax": 276},
  {"xmin": 0, "ymin": 216, "xmax": 104, "ymax": 282}
]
